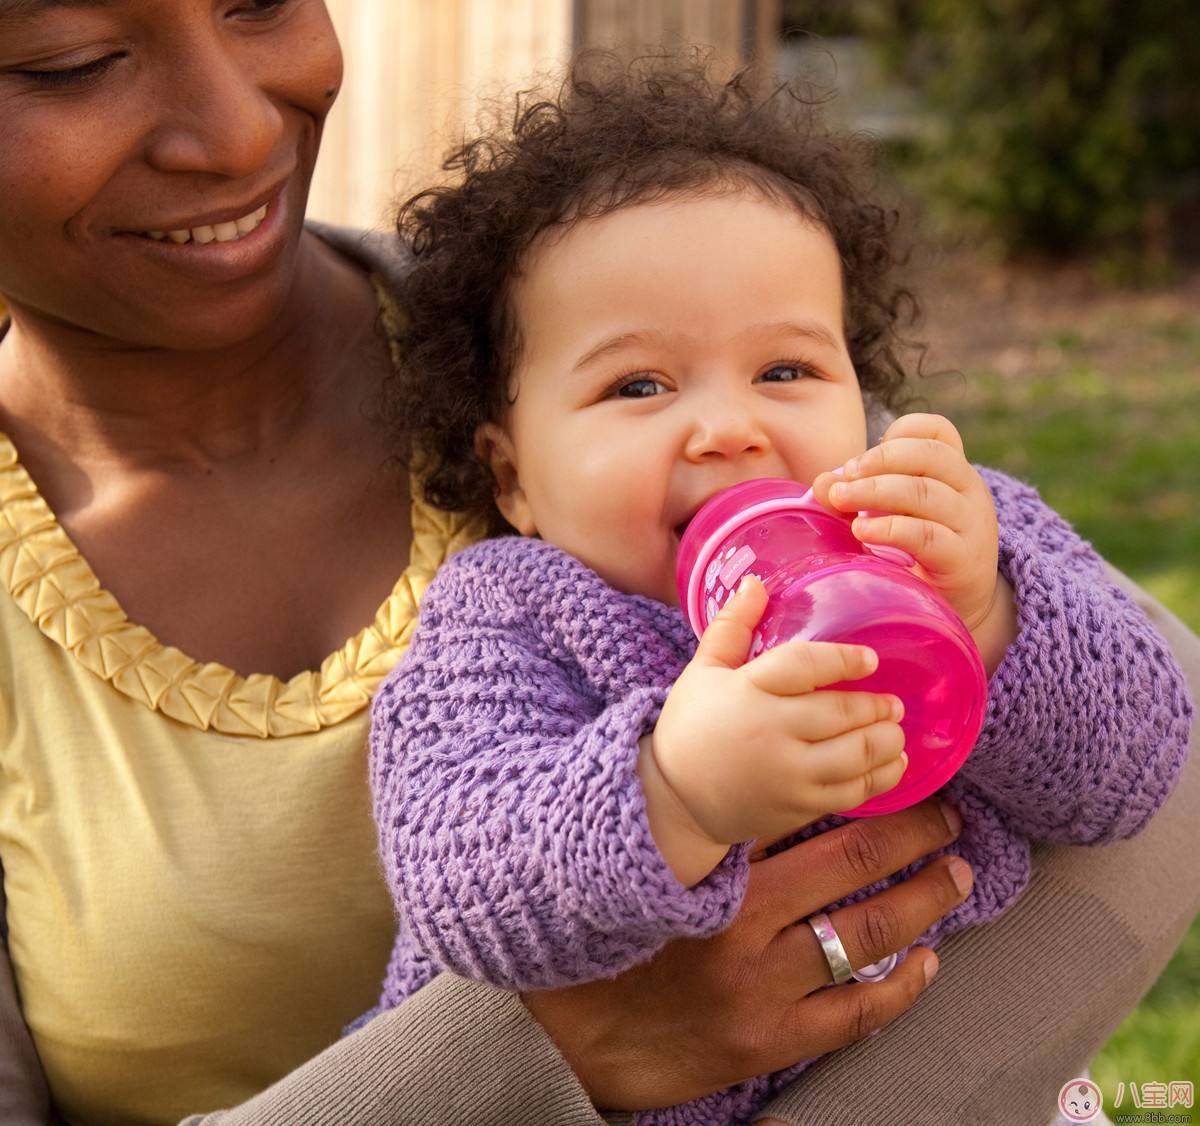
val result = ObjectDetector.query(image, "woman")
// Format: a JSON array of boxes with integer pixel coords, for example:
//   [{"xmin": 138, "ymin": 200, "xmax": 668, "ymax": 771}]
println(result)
[{"xmin": 0, "ymin": 3, "xmax": 1195, "ymax": 1124}]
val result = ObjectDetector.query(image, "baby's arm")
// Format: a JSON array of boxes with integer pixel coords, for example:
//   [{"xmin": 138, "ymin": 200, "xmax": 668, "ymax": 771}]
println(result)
[
  {"xmin": 371, "ymin": 543, "xmax": 746, "ymax": 993},
  {"xmin": 640, "ymin": 577, "xmax": 906, "ymax": 886},
  {"xmin": 952, "ymin": 467, "xmax": 1191, "ymax": 842},
  {"xmin": 817, "ymin": 415, "xmax": 1190, "ymax": 843}
]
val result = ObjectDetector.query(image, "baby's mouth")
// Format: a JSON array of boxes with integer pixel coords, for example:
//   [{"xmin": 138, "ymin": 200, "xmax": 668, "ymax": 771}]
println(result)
[{"xmin": 135, "ymin": 203, "xmax": 269, "ymax": 246}]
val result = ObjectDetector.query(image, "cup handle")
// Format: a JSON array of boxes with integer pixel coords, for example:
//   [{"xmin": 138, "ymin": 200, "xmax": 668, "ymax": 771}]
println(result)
[{"xmin": 800, "ymin": 476, "xmax": 917, "ymax": 569}]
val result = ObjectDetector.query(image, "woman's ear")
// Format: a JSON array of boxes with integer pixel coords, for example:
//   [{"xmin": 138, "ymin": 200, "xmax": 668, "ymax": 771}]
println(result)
[{"xmin": 475, "ymin": 422, "xmax": 537, "ymax": 535}]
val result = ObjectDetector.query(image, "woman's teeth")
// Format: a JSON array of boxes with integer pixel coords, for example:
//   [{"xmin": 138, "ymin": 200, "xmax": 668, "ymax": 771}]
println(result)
[{"xmin": 144, "ymin": 204, "xmax": 268, "ymax": 245}]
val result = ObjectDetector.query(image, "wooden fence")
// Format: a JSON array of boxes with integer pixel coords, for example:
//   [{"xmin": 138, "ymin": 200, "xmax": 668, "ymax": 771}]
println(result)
[{"xmin": 310, "ymin": 0, "xmax": 779, "ymax": 228}]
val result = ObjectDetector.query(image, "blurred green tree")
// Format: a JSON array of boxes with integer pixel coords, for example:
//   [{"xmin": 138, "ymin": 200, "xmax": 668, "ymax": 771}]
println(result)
[{"xmin": 782, "ymin": 0, "xmax": 1200, "ymax": 264}]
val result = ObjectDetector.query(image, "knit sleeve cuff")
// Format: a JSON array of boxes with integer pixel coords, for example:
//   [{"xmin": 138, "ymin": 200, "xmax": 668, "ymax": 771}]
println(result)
[{"xmin": 570, "ymin": 686, "xmax": 750, "ymax": 953}]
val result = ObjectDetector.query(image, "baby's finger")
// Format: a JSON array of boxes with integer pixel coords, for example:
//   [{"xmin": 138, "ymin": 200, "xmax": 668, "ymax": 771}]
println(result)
[
  {"xmin": 839, "ymin": 443, "xmax": 975, "ymax": 499},
  {"xmin": 878, "ymin": 411, "xmax": 966, "ymax": 451},
  {"xmin": 797, "ymin": 720, "xmax": 907, "ymax": 788},
  {"xmin": 692, "ymin": 575, "xmax": 769, "ymax": 670},
  {"xmin": 748, "ymin": 640, "xmax": 878, "ymax": 696},
  {"xmin": 850, "ymin": 513, "xmax": 962, "ymax": 574},
  {"xmin": 780, "ymin": 690, "xmax": 904, "ymax": 741},
  {"xmin": 835, "ymin": 472, "xmax": 964, "ymax": 526},
  {"xmin": 811, "ymin": 748, "xmax": 908, "ymax": 812}
]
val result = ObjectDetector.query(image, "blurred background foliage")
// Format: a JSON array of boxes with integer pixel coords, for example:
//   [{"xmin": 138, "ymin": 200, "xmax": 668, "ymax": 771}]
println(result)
[
  {"xmin": 779, "ymin": 0, "xmax": 1199, "ymax": 1100},
  {"xmin": 779, "ymin": 0, "xmax": 1200, "ymax": 274}
]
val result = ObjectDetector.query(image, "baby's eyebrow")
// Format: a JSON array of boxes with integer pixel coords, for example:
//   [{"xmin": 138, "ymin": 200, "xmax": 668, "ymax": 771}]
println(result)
[
  {"xmin": 740, "ymin": 320, "xmax": 842, "ymax": 350},
  {"xmin": 572, "ymin": 330, "xmax": 668, "ymax": 372}
]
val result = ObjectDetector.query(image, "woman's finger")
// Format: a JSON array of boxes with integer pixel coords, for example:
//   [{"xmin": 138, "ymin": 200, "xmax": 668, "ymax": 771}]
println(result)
[
  {"xmin": 745, "ymin": 799, "xmax": 963, "ymax": 932},
  {"xmin": 762, "ymin": 947, "xmax": 938, "ymax": 1068},
  {"xmin": 773, "ymin": 855, "xmax": 973, "ymax": 985}
]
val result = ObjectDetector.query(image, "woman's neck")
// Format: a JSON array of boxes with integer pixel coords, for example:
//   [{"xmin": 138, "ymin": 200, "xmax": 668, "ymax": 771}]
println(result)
[{"xmin": 0, "ymin": 232, "xmax": 375, "ymax": 477}]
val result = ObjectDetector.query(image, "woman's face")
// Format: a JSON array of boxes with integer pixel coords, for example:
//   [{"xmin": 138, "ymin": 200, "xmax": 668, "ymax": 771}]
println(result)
[{"xmin": 0, "ymin": 0, "xmax": 342, "ymax": 350}]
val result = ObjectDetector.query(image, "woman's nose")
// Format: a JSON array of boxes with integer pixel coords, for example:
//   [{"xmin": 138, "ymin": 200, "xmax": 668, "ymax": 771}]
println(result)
[{"xmin": 144, "ymin": 41, "xmax": 283, "ymax": 178}]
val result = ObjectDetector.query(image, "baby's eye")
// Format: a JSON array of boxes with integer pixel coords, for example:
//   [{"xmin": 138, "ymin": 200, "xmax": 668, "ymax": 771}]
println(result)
[
  {"xmin": 758, "ymin": 363, "xmax": 815, "ymax": 383},
  {"xmin": 614, "ymin": 376, "xmax": 668, "ymax": 398}
]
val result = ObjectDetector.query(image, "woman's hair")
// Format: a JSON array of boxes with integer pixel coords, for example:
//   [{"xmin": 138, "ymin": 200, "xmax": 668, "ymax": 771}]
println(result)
[{"xmin": 385, "ymin": 50, "xmax": 922, "ymax": 529}]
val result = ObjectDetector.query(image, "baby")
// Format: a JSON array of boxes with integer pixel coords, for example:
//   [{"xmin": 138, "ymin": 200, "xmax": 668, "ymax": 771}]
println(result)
[{"xmin": 367, "ymin": 55, "xmax": 1191, "ymax": 1125}]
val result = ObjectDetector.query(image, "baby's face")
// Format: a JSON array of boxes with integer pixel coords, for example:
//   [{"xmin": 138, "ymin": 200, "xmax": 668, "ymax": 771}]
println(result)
[{"xmin": 487, "ymin": 188, "xmax": 868, "ymax": 605}]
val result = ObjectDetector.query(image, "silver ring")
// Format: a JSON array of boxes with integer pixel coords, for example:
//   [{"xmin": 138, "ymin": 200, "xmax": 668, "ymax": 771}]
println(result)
[
  {"xmin": 852, "ymin": 953, "xmax": 899, "ymax": 983},
  {"xmin": 806, "ymin": 912, "xmax": 854, "ymax": 984},
  {"xmin": 806, "ymin": 914, "xmax": 900, "ymax": 985}
]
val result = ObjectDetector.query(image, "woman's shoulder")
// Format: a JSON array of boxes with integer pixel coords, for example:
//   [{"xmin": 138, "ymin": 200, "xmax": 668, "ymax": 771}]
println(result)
[{"xmin": 306, "ymin": 222, "xmax": 412, "ymax": 295}]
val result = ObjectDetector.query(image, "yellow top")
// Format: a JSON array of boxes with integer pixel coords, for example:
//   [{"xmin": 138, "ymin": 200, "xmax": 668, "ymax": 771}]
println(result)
[{"xmin": 0, "ymin": 430, "xmax": 482, "ymax": 1125}]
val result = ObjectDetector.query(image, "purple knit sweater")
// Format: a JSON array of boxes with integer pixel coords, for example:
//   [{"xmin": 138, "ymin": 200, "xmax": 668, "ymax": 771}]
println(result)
[{"xmin": 368, "ymin": 468, "xmax": 1191, "ymax": 1126}]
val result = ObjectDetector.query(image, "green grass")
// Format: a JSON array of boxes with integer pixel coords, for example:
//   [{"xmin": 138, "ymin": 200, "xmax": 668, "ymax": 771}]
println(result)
[{"xmin": 919, "ymin": 314, "xmax": 1200, "ymax": 1099}]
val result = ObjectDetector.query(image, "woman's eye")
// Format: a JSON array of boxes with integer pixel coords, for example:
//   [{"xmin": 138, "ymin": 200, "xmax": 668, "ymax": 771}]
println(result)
[
  {"xmin": 18, "ymin": 54, "xmax": 123, "ymax": 88},
  {"xmin": 234, "ymin": 0, "xmax": 293, "ymax": 18},
  {"xmin": 758, "ymin": 363, "xmax": 814, "ymax": 383},
  {"xmin": 615, "ymin": 377, "xmax": 667, "ymax": 398}
]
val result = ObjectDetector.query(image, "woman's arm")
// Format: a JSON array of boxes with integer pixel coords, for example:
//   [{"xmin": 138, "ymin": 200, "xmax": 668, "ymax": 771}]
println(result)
[
  {"xmin": 758, "ymin": 565, "xmax": 1200, "ymax": 1125},
  {"xmin": 2, "ymin": 804, "xmax": 969, "ymax": 1124},
  {"xmin": 0, "ymin": 882, "xmax": 56, "ymax": 1126}
]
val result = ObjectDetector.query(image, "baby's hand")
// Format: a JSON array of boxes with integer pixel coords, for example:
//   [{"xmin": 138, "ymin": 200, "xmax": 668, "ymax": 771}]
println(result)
[
  {"xmin": 639, "ymin": 577, "xmax": 906, "ymax": 886},
  {"xmin": 812, "ymin": 413, "xmax": 1002, "ymax": 636}
]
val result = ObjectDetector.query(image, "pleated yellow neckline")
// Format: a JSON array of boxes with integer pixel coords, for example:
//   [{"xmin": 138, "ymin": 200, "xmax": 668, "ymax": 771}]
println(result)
[{"xmin": 0, "ymin": 431, "xmax": 478, "ymax": 737}]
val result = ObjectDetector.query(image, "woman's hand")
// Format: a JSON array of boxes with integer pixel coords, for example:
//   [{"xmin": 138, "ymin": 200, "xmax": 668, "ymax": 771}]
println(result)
[{"xmin": 522, "ymin": 798, "xmax": 972, "ymax": 1112}]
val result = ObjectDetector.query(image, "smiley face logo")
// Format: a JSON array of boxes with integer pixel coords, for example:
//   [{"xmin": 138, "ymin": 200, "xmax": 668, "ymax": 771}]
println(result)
[{"xmin": 1058, "ymin": 1078, "xmax": 1104, "ymax": 1122}]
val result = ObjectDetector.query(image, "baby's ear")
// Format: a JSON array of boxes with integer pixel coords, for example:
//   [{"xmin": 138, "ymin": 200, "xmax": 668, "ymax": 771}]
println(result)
[{"xmin": 474, "ymin": 423, "xmax": 536, "ymax": 535}]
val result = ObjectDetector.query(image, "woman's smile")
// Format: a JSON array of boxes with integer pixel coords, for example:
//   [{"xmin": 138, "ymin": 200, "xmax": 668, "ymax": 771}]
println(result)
[
  {"xmin": 140, "ymin": 203, "xmax": 269, "ymax": 245},
  {"xmin": 106, "ymin": 183, "xmax": 291, "ymax": 286}
]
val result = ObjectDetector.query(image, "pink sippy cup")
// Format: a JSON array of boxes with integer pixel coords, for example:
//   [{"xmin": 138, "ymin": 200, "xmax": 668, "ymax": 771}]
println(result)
[{"xmin": 675, "ymin": 477, "xmax": 987, "ymax": 817}]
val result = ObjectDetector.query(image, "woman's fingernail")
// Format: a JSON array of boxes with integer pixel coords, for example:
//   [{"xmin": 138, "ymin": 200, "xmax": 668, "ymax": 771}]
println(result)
[
  {"xmin": 940, "ymin": 801, "xmax": 963, "ymax": 836},
  {"xmin": 948, "ymin": 857, "xmax": 973, "ymax": 896},
  {"xmin": 923, "ymin": 952, "xmax": 939, "ymax": 985}
]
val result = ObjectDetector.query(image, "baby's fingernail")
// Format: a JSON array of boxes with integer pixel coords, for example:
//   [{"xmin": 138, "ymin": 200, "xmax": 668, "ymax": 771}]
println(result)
[
  {"xmin": 844, "ymin": 457, "xmax": 860, "ymax": 478},
  {"xmin": 923, "ymin": 952, "xmax": 939, "ymax": 985},
  {"xmin": 940, "ymin": 801, "xmax": 963, "ymax": 837},
  {"xmin": 830, "ymin": 482, "xmax": 848, "ymax": 503}
]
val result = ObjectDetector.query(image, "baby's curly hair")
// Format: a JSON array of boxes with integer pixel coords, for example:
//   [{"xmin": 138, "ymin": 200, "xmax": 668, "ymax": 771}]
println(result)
[{"xmin": 385, "ymin": 51, "xmax": 921, "ymax": 529}]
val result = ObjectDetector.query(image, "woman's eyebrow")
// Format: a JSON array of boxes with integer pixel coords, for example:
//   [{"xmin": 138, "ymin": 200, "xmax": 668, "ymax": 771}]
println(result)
[{"xmin": 0, "ymin": 0, "xmax": 113, "ymax": 19}]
